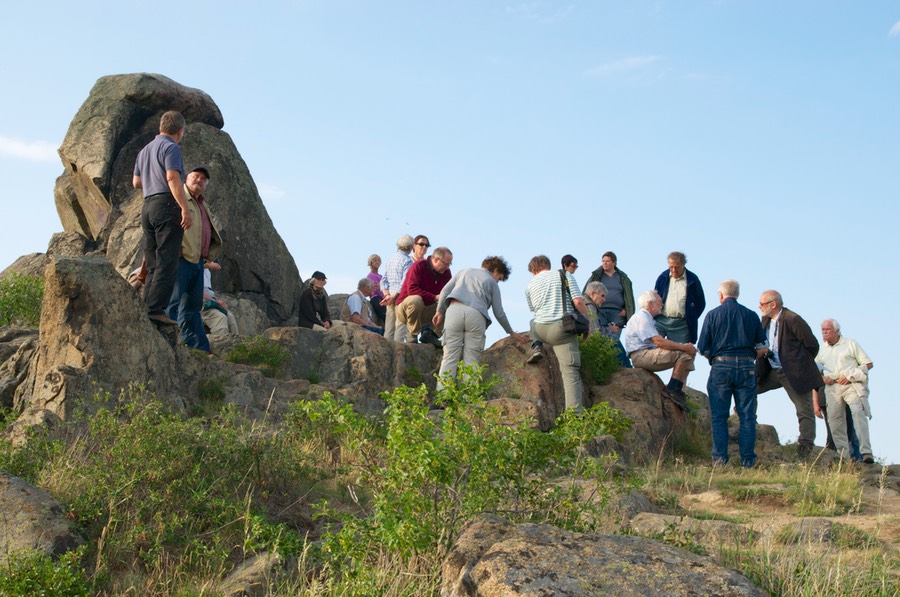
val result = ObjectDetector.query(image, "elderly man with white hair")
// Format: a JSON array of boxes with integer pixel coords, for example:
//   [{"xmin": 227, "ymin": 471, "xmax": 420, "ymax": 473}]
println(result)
[
  {"xmin": 697, "ymin": 280, "xmax": 767, "ymax": 467},
  {"xmin": 621, "ymin": 290, "xmax": 697, "ymax": 410},
  {"xmin": 814, "ymin": 319, "xmax": 875, "ymax": 464},
  {"xmin": 341, "ymin": 278, "xmax": 383, "ymax": 335}
]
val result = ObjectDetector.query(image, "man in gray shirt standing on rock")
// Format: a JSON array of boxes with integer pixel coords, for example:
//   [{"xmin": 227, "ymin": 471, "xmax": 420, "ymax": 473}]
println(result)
[{"xmin": 133, "ymin": 110, "xmax": 193, "ymax": 325}]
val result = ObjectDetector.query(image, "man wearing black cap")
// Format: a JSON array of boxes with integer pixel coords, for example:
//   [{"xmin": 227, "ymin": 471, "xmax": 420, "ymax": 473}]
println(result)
[
  {"xmin": 299, "ymin": 271, "xmax": 332, "ymax": 330},
  {"xmin": 167, "ymin": 166, "xmax": 222, "ymax": 352}
]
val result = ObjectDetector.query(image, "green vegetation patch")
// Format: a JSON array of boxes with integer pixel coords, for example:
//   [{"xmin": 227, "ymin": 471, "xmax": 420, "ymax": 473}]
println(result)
[
  {"xmin": 578, "ymin": 332, "xmax": 622, "ymax": 384},
  {"xmin": 0, "ymin": 273, "xmax": 44, "ymax": 327},
  {"xmin": 224, "ymin": 335, "xmax": 290, "ymax": 377}
]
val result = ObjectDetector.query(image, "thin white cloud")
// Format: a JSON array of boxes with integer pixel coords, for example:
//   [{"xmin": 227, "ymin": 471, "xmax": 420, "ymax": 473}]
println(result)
[
  {"xmin": 507, "ymin": 3, "xmax": 574, "ymax": 25},
  {"xmin": 0, "ymin": 136, "xmax": 58, "ymax": 162},
  {"xmin": 585, "ymin": 55, "xmax": 663, "ymax": 78},
  {"xmin": 258, "ymin": 184, "xmax": 286, "ymax": 202},
  {"xmin": 890, "ymin": 20, "xmax": 900, "ymax": 38}
]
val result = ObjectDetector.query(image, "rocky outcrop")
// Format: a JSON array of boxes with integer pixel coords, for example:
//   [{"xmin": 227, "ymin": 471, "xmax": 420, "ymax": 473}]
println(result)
[
  {"xmin": 0, "ymin": 329, "xmax": 38, "ymax": 409},
  {"xmin": 52, "ymin": 73, "xmax": 301, "ymax": 324},
  {"xmin": 217, "ymin": 552, "xmax": 287, "ymax": 597},
  {"xmin": 587, "ymin": 368, "xmax": 687, "ymax": 463},
  {"xmin": 265, "ymin": 323, "xmax": 441, "ymax": 414},
  {"xmin": 630, "ymin": 512, "xmax": 756, "ymax": 552},
  {"xmin": 13, "ymin": 256, "xmax": 204, "ymax": 419},
  {"xmin": 441, "ymin": 516, "xmax": 766, "ymax": 596},
  {"xmin": 0, "ymin": 473, "xmax": 83, "ymax": 565}
]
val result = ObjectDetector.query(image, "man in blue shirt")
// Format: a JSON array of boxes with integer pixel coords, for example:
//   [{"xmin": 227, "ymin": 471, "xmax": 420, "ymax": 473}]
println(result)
[
  {"xmin": 133, "ymin": 111, "xmax": 193, "ymax": 325},
  {"xmin": 697, "ymin": 279, "xmax": 767, "ymax": 467}
]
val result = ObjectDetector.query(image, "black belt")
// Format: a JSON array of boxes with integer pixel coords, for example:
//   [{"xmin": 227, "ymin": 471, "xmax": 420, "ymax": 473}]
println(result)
[
  {"xmin": 712, "ymin": 356, "xmax": 755, "ymax": 363},
  {"xmin": 145, "ymin": 192, "xmax": 174, "ymax": 200}
]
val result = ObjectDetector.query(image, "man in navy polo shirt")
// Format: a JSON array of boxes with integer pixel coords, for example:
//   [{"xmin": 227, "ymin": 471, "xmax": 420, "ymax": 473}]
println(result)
[
  {"xmin": 133, "ymin": 110, "xmax": 193, "ymax": 325},
  {"xmin": 697, "ymin": 279, "xmax": 767, "ymax": 467}
]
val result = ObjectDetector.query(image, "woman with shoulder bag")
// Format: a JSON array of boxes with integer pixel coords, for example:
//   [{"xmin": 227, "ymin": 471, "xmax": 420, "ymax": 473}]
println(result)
[{"xmin": 525, "ymin": 255, "xmax": 590, "ymax": 411}]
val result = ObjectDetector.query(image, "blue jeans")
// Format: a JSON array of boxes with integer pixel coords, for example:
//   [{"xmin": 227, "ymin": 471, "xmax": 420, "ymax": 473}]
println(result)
[
  {"xmin": 708, "ymin": 360, "xmax": 758, "ymax": 467},
  {"xmin": 168, "ymin": 257, "xmax": 210, "ymax": 352}
]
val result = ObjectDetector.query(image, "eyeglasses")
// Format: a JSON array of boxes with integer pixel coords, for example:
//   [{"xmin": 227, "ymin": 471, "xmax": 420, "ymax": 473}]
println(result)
[
  {"xmin": 416, "ymin": 242, "xmax": 431, "ymax": 248},
  {"xmin": 436, "ymin": 256, "xmax": 452, "ymax": 267}
]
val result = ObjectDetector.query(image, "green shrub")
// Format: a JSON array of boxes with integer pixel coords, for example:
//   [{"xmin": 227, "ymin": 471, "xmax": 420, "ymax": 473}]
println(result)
[
  {"xmin": 578, "ymin": 332, "xmax": 622, "ymax": 384},
  {"xmin": 0, "ymin": 419, "xmax": 64, "ymax": 484},
  {"xmin": 0, "ymin": 273, "xmax": 44, "ymax": 327},
  {"xmin": 300, "ymin": 364, "xmax": 633, "ymax": 570},
  {"xmin": 0, "ymin": 547, "xmax": 91, "ymax": 596},
  {"xmin": 224, "ymin": 336, "xmax": 289, "ymax": 377}
]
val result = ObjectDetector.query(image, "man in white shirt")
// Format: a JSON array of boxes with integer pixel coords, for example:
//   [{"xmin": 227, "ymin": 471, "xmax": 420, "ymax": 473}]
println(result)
[
  {"xmin": 621, "ymin": 290, "xmax": 697, "ymax": 410},
  {"xmin": 814, "ymin": 319, "xmax": 874, "ymax": 464}
]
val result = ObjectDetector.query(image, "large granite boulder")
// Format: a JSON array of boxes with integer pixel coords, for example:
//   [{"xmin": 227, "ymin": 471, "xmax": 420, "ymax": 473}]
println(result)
[
  {"xmin": 53, "ymin": 73, "xmax": 301, "ymax": 324},
  {"xmin": 13, "ymin": 256, "xmax": 204, "ymax": 418},
  {"xmin": 0, "ymin": 473, "xmax": 84, "ymax": 565},
  {"xmin": 441, "ymin": 517, "xmax": 766, "ymax": 597},
  {"xmin": 587, "ymin": 368, "xmax": 687, "ymax": 463},
  {"xmin": 265, "ymin": 324, "xmax": 441, "ymax": 414},
  {"xmin": 441, "ymin": 516, "xmax": 766, "ymax": 596}
]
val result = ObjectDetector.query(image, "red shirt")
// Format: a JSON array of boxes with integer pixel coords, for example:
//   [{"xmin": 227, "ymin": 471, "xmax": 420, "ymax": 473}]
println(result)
[{"xmin": 396, "ymin": 258, "xmax": 451, "ymax": 306}]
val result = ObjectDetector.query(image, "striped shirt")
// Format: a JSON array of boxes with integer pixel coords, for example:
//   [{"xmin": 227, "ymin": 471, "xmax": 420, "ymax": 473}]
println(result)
[
  {"xmin": 381, "ymin": 249, "xmax": 413, "ymax": 294},
  {"xmin": 527, "ymin": 269, "xmax": 582, "ymax": 323}
]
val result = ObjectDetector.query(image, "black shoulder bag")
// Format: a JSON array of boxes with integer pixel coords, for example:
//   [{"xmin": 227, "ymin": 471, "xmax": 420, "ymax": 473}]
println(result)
[{"xmin": 559, "ymin": 270, "xmax": 590, "ymax": 335}]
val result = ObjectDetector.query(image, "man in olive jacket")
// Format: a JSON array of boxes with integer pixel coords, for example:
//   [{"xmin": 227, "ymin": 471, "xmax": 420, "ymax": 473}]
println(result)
[{"xmin": 756, "ymin": 290, "xmax": 822, "ymax": 458}]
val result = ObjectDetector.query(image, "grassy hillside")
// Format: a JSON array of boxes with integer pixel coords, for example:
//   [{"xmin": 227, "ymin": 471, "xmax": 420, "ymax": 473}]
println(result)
[{"xmin": 1, "ymin": 367, "xmax": 897, "ymax": 595}]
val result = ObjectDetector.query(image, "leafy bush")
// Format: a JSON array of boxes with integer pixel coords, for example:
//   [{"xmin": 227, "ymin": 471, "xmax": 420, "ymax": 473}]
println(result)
[
  {"xmin": 294, "ymin": 364, "xmax": 632, "ymax": 572},
  {"xmin": 0, "ymin": 547, "xmax": 91, "ymax": 596},
  {"xmin": 0, "ymin": 273, "xmax": 44, "ymax": 327},
  {"xmin": 578, "ymin": 332, "xmax": 622, "ymax": 384},
  {"xmin": 0, "ymin": 417, "xmax": 64, "ymax": 483},
  {"xmin": 224, "ymin": 335, "xmax": 290, "ymax": 377}
]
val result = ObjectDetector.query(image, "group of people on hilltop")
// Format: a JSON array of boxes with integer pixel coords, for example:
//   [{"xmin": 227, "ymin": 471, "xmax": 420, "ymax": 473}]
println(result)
[
  {"xmin": 133, "ymin": 112, "xmax": 875, "ymax": 469},
  {"xmin": 302, "ymin": 240, "xmax": 876, "ymax": 469}
]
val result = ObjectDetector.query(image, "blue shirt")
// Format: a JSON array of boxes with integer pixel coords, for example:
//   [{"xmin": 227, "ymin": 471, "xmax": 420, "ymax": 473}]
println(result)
[
  {"xmin": 133, "ymin": 134, "xmax": 184, "ymax": 197},
  {"xmin": 697, "ymin": 297, "xmax": 766, "ymax": 361}
]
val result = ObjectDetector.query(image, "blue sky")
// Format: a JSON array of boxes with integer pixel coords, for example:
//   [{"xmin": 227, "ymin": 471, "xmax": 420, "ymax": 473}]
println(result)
[{"xmin": 1, "ymin": 1, "xmax": 898, "ymax": 463}]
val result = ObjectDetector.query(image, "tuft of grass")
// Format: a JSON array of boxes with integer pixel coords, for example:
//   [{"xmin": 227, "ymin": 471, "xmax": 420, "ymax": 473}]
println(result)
[{"xmin": 224, "ymin": 335, "xmax": 289, "ymax": 378}]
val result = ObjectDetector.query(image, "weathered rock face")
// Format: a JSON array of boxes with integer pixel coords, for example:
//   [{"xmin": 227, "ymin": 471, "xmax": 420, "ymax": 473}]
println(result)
[
  {"xmin": 53, "ymin": 73, "xmax": 301, "ymax": 324},
  {"xmin": 587, "ymin": 368, "xmax": 686, "ymax": 463},
  {"xmin": 0, "ymin": 473, "xmax": 84, "ymax": 565},
  {"xmin": 480, "ymin": 337, "xmax": 565, "ymax": 431},
  {"xmin": 265, "ymin": 324, "xmax": 441, "ymax": 414},
  {"xmin": 441, "ymin": 516, "xmax": 767, "ymax": 597},
  {"xmin": 56, "ymin": 73, "xmax": 223, "ymax": 237},
  {"xmin": 0, "ymin": 329, "xmax": 38, "ymax": 409},
  {"xmin": 14, "ymin": 256, "xmax": 204, "ymax": 418},
  {"xmin": 630, "ymin": 512, "xmax": 756, "ymax": 553}
]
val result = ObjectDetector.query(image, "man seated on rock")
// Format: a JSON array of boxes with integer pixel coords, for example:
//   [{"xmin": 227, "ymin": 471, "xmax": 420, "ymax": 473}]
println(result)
[
  {"xmin": 395, "ymin": 247, "xmax": 453, "ymax": 347},
  {"xmin": 341, "ymin": 278, "xmax": 383, "ymax": 335},
  {"xmin": 201, "ymin": 264, "xmax": 239, "ymax": 336},
  {"xmin": 621, "ymin": 290, "xmax": 697, "ymax": 410}
]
